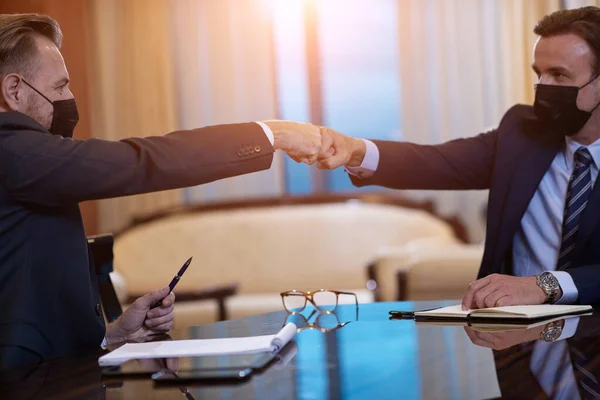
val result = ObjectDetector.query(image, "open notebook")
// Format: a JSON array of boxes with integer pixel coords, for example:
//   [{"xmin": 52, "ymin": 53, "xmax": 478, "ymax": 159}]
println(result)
[
  {"xmin": 413, "ymin": 304, "xmax": 592, "ymax": 324},
  {"xmin": 99, "ymin": 323, "xmax": 297, "ymax": 366},
  {"xmin": 416, "ymin": 314, "xmax": 587, "ymax": 332}
]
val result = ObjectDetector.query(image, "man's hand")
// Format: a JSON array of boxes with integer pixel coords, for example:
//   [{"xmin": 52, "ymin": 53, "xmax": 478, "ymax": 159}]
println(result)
[
  {"xmin": 105, "ymin": 286, "xmax": 175, "ymax": 344},
  {"xmin": 461, "ymin": 274, "xmax": 551, "ymax": 310},
  {"xmin": 464, "ymin": 324, "xmax": 549, "ymax": 350},
  {"xmin": 263, "ymin": 120, "xmax": 322, "ymax": 164},
  {"xmin": 316, "ymin": 127, "xmax": 366, "ymax": 170}
]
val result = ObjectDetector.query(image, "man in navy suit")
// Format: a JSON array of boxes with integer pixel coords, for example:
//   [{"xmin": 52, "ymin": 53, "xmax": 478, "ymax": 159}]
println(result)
[{"xmin": 316, "ymin": 7, "xmax": 600, "ymax": 308}]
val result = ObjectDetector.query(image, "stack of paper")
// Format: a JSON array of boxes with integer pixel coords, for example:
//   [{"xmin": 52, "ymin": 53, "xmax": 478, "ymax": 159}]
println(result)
[{"xmin": 99, "ymin": 322, "xmax": 297, "ymax": 366}]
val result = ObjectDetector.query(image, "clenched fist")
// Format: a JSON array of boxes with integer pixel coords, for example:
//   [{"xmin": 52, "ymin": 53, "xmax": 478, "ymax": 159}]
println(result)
[{"xmin": 263, "ymin": 120, "xmax": 323, "ymax": 165}]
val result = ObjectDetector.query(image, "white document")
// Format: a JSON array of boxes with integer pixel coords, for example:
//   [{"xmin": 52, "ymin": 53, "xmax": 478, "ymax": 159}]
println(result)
[{"xmin": 99, "ymin": 322, "xmax": 297, "ymax": 366}]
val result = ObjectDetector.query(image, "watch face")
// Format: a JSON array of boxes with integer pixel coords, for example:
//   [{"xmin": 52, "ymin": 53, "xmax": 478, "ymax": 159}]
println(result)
[
  {"xmin": 540, "ymin": 273, "xmax": 558, "ymax": 288},
  {"xmin": 541, "ymin": 327, "xmax": 562, "ymax": 342}
]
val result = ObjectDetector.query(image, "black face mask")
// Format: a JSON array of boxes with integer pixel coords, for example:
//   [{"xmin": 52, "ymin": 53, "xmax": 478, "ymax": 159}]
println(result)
[
  {"xmin": 22, "ymin": 78, "xmax": 79, "ymax": 138},
  {"xmin": 534, "ymin": 73, "xmax": 600, "ymax": 137}
]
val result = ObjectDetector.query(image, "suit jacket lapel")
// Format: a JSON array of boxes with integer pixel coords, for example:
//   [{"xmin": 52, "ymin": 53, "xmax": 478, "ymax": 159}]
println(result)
[
  {"xmin": 572, "ymin": 174, "xmax": 600, "ymax": 263},
  {"xmin": 492, "ymin": 132, "xmax": 563, "ymax": 271}
]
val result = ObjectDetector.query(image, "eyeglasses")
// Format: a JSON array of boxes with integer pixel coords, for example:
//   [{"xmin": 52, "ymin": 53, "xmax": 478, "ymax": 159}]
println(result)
[
  {"xmin": 283, "ymin": 309, "xmax": 356, "ymax": 333},
  {"xmin": 280, "ymin": 289, "xmax": 358, "ymax": 314}
]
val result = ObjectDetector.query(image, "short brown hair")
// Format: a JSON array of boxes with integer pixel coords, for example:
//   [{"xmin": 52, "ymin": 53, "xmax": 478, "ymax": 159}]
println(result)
[
  {"xmin": 0, "ymin": 13, "xmax": 62, "ymax": 80},
  {"xmin": 534, "ymin": 6, "xmax": 600, "ymax": 75}
]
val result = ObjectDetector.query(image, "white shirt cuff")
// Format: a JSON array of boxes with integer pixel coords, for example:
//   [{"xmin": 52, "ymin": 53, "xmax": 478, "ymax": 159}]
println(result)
[
  {"xmin": 557, "ymin": 317, "xmax": 580, "ymax": 341},
  {"xmin": 255, "ymin": 121, "xmax": 274, "ymax": 146},
  {"xmin": 552, "ymin": 271, "xmax": 579, "ymax": 305},
  {"xmin": 345, "ymin": 139, "xmax": 379, "ymax": 178}
]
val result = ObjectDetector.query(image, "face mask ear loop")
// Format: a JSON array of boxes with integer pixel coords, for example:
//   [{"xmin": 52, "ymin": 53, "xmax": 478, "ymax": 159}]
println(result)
[
  {"xmin": 580, "ymin": 71, "xmax": 600, "ymax": 114},
  {"xmin": 579, "ymin": 71, "xmax": 600, "ymax": 90},
  {"xmin": 20, "ymin": 78, "xmax": 54, "ymax": 105}
]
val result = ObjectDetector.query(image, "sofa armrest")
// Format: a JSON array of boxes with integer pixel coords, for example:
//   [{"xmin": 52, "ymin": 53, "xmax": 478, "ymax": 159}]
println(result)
[
  {"xmin": 368, "ymin": 252, "xmax": 413, "ymax": 302},
  {"xmin": 370, "ymin": 240, "xmax": 483, "ymax": 301},
  {"xmin": 109, "ymin": 271, "xmax": 128, "ymax": 304},
  {"xmin": 394, "ymin": 246, "xmax": 483, "ymax": 301},
  {"xmin": 127, "ymin": 283, "xmax": 238, "ymax": 321},
  {"xmin": 367, "ymin": 236, "xmax": 464, "ymax": 302}
]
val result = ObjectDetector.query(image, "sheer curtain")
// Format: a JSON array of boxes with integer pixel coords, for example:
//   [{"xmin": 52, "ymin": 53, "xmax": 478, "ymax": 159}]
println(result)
[
  {"xmin": 87, "ymin": 0, "xmax": 283, "ymax": 232},
  {"xmin": 170, "ymin": 0, "xmax": 285, "ymax": 204},
  {"xmin": 86, "ymin": 0, "xmax": 182, "ymax": 233},
  {"xmin": 564, "ymin": 0, "xmax": 600, "ymax": 7},
  {"xmin": 396, "ymin": 0, "xmax": 560, "ymax": 242}
]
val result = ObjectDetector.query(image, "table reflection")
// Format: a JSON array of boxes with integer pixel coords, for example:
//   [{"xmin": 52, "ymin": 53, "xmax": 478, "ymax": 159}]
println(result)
[
  {"xmin": 1, "ymin": 303, "xmax": 600, "ymax": 400},
  {"xmin": 463, "ymin": 313, "xmax": 600, "ymax": 399}
]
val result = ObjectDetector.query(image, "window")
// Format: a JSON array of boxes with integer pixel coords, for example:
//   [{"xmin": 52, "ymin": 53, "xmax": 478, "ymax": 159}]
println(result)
[{"xmin": 273, "ymin": 0, "xmax": 401, "ymax": 194}]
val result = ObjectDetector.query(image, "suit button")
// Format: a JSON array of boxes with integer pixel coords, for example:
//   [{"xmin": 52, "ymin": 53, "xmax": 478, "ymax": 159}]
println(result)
[
  {"xmin": 237, "ymin": 151, "xmax": 244, "ymax": 157},
  {"xmin": 254, "ymin": 146, "xmax": 261, "ymax": 153},
  {"xmin": 95, "ymin": 303, "xmax": 102, "ymax": 316},
  {"xmin": 244, "ymin": 150, "xmax": 250, "ymax": 155}
]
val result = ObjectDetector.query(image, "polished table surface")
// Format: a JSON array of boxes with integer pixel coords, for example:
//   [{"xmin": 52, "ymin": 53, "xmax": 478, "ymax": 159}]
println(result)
[{"xmin": 2, "ymin": 300, "xmax": 600, "ymax": 399}]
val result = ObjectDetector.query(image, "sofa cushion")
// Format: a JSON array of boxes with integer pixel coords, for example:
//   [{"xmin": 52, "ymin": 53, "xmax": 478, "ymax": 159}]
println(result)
[{"xmin": 114, "ymin": 203, "xmax": 456, "ymax": 296}]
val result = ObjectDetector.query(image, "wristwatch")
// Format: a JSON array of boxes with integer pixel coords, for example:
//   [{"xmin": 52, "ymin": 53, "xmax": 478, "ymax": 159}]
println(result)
[
  {"xmin": 540, "ymin": 320, "xmax": 563, "ymax": 342},
  {"xmin": 536, "ymin": 271, "xmax": 561, "ymax": 304}
]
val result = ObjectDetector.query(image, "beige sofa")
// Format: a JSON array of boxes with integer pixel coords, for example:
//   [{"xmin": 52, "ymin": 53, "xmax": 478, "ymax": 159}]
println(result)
[{"xmin": 111, "ymin": 194, "xmax": 467, "ymax": 328}]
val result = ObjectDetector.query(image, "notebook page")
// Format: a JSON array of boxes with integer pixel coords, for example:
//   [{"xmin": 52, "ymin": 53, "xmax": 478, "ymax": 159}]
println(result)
[
  {"xmin": 99, "ymin": 323, "xmax": 297, "ymax": 366},
  {"xmin": 416, "ymin": 304, "xmax": 469, "ymax": 316},
  {"xmin": 472, "ymin": 304, "xmax": 592, "ymax": 318}
]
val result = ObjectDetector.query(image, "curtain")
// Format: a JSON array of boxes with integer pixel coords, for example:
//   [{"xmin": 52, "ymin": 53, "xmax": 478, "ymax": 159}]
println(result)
[
  {"xmin": 564, "ymin": 0, "xmax": 600, "ymax": 7},
  {"xmin": 170, "ymin": 0, "xmax": 285, "ymax": 204},
  {"xmin": 395, "ymin": 0, "xmax": 561, "ymax": 242},
  {"xmin": 87, "ymin": 0, "xmax": 283, "ymax": 232},
  {"xmin": 86, "ymin": 0, "xmax": 182, "ymax": 233}
]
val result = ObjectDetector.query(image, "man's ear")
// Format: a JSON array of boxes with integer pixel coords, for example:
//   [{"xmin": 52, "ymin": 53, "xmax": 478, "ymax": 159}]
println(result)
[{"xmin": 1, "ymin": 74, "xmax": 24, "ymax": 111}]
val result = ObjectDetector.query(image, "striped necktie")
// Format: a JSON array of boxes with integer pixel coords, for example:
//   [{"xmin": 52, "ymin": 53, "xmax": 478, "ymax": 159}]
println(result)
[{"xmin": 557, "ymin": 147, "xmax": 594, "ymax": 270}]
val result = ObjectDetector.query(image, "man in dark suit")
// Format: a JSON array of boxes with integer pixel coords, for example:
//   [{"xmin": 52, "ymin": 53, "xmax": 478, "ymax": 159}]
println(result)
[
  {"xmin": 0, "ymin": 14, "xmax": 323, "ymax": 367},
  {"xmin": 316, "ymin": 7, "xmax": 600, "ymax": 309}
]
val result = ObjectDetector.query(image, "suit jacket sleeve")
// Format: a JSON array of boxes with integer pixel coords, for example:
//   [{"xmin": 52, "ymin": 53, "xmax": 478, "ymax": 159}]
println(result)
[
  {"xmin": 572, "ymin": 312, "xmax": 600, "ymax": 340},
  {"xmin": 0, "ymin": 122, "xmax": 274, "ymax": 206},
  {"xmin": 565, "ymin": 265, "xmax": 600, "ymax": 305},
  {"xmin": 350, "ymin": 129, "xmax": 498, "ymax": 190}
]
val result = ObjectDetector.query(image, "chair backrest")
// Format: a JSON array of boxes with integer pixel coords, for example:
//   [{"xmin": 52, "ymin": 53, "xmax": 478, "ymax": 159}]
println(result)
[
  {"xmin": 87, "ymin": 234, "xmax": 123, "ymax": 322},
  {"xmin": 112, "ymin": 194, "xmax": 464, "ymax": 297}
]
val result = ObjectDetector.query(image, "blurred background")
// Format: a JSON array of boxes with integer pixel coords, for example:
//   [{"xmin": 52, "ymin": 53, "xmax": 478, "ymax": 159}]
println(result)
[
  {"xmin": 3, "ymin": 0, "xmax": 600, "ymax": 324},
  {"xmin": 4, "ymin": 0, "xmax": 596, "ymax": 242},
  {"xmin": 4, "ymin": 3, "xmax": 598, "ymax": 395}
]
